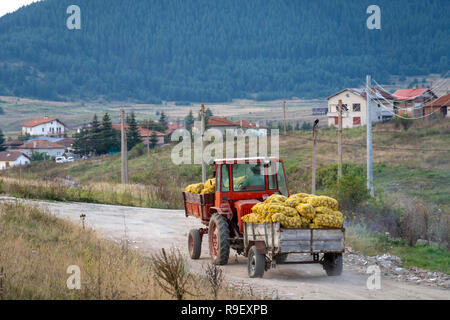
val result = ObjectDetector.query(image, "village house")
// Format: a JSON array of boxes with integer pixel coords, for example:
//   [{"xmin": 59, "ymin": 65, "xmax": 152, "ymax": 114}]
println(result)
[
  {"xmin": 0, "ymin": 151, "xmax": 31, "ymax": 170},
  {"xmin": 423, "ymin": 92, "xmax": 450, "ymax": 118},
  {"xmin": 327, "ymin": 88, "xmax": 394, "ymax": 128},
  {"xmin": 21, "ymin": 117, "xmax": 67, "ymax": 137},
  {"xmin": 20, "ymin": 140, "xmax": 66, "ymax": 158},
  {"xmin": 234, "ymin": 119, "xmax": 268, "ymax": 136},
  {"xmin": 112, "ymin": 124, "xmax": 165, "ymax": 146},
  {"xmin": 207, "ymin": 116, "xmax": 241, "ymax": 134},
  {"xmin": 392, "ymin": 88, "xmax": 437, "ymax": 118}
]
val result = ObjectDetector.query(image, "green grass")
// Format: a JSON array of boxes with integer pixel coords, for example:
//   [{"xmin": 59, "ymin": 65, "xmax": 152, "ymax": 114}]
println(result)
[{"xmin": 347, "ymin": 227, "xmax": 450, "ymax": 274}]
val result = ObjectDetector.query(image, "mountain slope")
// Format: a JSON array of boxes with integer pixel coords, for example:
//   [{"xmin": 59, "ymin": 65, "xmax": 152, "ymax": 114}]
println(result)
[{"xmin": 0, "ymin": 0, "xmax": 448, "ymax": 102}]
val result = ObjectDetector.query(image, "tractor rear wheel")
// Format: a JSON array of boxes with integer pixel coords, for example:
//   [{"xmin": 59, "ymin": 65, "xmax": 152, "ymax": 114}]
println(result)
[
  {"xmin": 208, "ymin": 213, "xmax": 230, "ymax": 265},
  {"xmin": 188, "ymin": 229, "xmax": 202, "ymax": 260},
  {"xmin": 248, "ymin": 246, "xmax": 265, "ymax": 278}
]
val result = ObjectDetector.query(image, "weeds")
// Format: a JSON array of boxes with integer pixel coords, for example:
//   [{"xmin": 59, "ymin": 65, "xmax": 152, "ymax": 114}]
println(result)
[
  {"xmin": 150, "ymin": 248, "xmax": 193, "ymax": 300},
  {"xmin": 203, "ymin": 263, "xmax": 224, "ymax": 300}
]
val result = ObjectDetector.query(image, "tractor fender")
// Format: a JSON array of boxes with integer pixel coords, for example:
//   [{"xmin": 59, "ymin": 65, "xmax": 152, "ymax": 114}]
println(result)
[{"xmin": 246, "ymin": 240, "xmax": 267, "ymax": 256}]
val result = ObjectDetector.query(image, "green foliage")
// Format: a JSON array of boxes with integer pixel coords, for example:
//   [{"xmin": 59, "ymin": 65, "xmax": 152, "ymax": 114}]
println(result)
[
  {"xmin": 149, "ymin": 132, "xmax": 158, "ymax": 149},
  {"xmin": 317, "ymin": 163, "xmax": 370, "ymax": 211},
  {"xmin": 394, "ymin": 114, "xmax": 414, "ymax": 131},
  {"xmin": 184, "ymin": 111, "xmax": 195, "ymax": 131},
  {"xmin": 126, "ymin": 112, "xmax": 142, "ymax": 151},
  {"xmin": 0, "ymin": 0, "xmax": 447, "ymax": 102},
  {"xmin": 17, "ymin": 133, "xmax": 31, "ymax": 142},
  {"xmin": 30, "ymin": 151, "xmax": 50, "ymax": 161},
  {"xmin": 0, "ymin": 128, "xmax": 5, "ymax": 151},
  {"xmin": 159, "ymin": 112, "xmax": 168, "ymax": 131}
]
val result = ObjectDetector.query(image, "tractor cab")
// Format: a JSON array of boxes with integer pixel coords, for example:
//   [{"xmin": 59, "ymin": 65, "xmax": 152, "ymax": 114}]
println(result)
[{"xmin": 212, "ymin": 157, "xmax": 289, "ymax": 234}]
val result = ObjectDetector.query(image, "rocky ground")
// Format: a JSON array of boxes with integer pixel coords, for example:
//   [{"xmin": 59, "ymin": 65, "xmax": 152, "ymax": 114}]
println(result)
[{"xmin": 344, "ymin": 247, "xmax": 450, "ymax": 289}]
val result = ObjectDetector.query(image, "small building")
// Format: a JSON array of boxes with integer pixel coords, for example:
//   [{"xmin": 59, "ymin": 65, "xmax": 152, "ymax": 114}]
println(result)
[
  {"xmin": 20, "ymin": 140, "xmax": 66, "ymax": 158},
  {"xmin": 327, "ymin": 88, "xmax": 394, "ymax": 128},
  {"xmin": 165, "ymin": 122, "xmax": 184, "ymax": 139},
  {"xmin": 2, "ymin": 140, "xmax": 24, "ymax": 150},
  {"xmin": 0, "ymin": 151, "xmax": 31, "ymax": 170},
  {"xmin": 207, "ymin": 116, "xmax": 240, "ymax": 134},
  {"xmin": 312, "ymin": 107, "xmax": 329, "ymax": 115},
  {"xmin": 234, "ymin": 119, "xmax": 268, "ymax": 136},
  {"xmin": 392, "ymin": 88, "xmax": 437, "ymax": 118},
  {"xmin": 21, "ymin": 117, "xmax": 67, "ymax": 137},
  {"xmin": 423, "ymin": 93, "xmax": 450, "ymax": 118},
  {"xmin": 112, "ymin": 124, "xmax": 165, "ymax": 146}
]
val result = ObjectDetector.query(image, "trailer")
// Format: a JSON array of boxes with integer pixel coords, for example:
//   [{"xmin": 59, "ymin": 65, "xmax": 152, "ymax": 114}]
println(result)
[{"xmin": 244, "ymin": 222, "xmax": 344, "ymax": 277}]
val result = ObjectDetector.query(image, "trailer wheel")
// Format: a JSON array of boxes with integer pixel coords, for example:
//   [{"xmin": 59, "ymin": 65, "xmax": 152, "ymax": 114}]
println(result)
[
  {"xmin": 323, "ymin": 253, "xmax": 343, "ymax": 276},
  {"xmin": 188, "ymin": 229, "xmax": 202, "ymax": 260},
  {"xmin": 208, "ymin": 213, "xmax": 230, "ymax": 265},
  {"xmin": 248, "ymin": 246, "xmax": 265, "ymax": 278}
]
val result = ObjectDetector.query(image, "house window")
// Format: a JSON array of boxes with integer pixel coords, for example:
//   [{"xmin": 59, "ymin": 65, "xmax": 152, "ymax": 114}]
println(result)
[
  {"xmin": 42, "ymin": 128, "xmax": 45, "ymax": 132},
  {"xmin": 353, "ymin": 117, "xmax": 361, "ymax": 125},
  {"xmin": 353, "ymin": 104, "xmax": 361, "ymax": 112},
  {"xmin": 334, "ymin": 117, "xmax": 339, "ymax": 125}
]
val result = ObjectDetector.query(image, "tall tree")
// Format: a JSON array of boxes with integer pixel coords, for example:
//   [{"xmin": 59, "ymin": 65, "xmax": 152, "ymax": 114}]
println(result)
[
  {"xmin": 89, "ymin": 114, "xmax": 102, "ymax": 155},
  {"xmin": 73, "ymin": 127, "xmax": 90, "ymax": 156},
  {"xmin": 159, "ymin": 111, "xmax": 168, "ymax": 131},
  {"xmin": 184, "ymin": 110, "xmax": 195, "ymax": 131},
  {"xmin": 126, "ymin": 111, "xmax": 142, "ymax": 150},
  {"xmin": 0, "ymin": 129, "xmax": 5, "ymax": 152},
  {"xmin": 149, "ymin": 131, "xmax": 158, "ymax": 149},
  {"xmin": 100, "ymin": 113, "xmax": 119, "ymax": 154}
]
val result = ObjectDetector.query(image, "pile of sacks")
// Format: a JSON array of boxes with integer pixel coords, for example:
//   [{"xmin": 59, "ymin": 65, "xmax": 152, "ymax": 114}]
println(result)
[
  {"xmin": 185, "ymin": 178, "xmax": 216, "ymax": 195},
  {"xmin": 242, "ymin": 193, "xmax": 344, "ymax": 229}
]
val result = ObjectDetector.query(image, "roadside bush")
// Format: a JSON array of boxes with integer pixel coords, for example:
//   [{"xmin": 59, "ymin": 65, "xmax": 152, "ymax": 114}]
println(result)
[{"xmin": 394, "ymin": 115, "xmax": 413, "ymax": 131}]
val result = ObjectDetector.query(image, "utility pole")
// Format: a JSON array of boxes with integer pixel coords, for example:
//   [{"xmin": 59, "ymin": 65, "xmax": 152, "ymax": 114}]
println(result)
[
  {"xmin": 311, "ymin": 119, "xmax": 319, "ymax": 194},
  {"xmin": 121, "ymin": 109, "xmax": 128, "ymax": 184},
  {"xmin": 283, "ymin": 100, "xmax": 287, "ymax": 135},
  {"xmin": 337, "ymin": 99, "xmax": 343, "ymax": 180},
  {"xmin": 366, "ymin": 75, "xmax": 374, "ymax": 196},
  {"xmin": 201, "ymin": 104, "xmax": 206, "ymax": 183}
]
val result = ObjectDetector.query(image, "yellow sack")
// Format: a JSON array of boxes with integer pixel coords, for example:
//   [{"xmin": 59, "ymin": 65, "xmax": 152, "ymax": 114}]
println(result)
[
  {"xmin": 204, "ymin": 178, "xmax": 216, "ymax": 189},
  {"xmin": 251, "ymin": 202, "xmax": 265, "ymax": 215},
  {"xmin": 306, "ymin": 196, "xmax": 339, "ymax": 210},
  {"xmin": 295, "ymin": 203, "xmax": 316, "ymax": 221},
  {"xmin": 272, "ymin": 213, "xmax": 307, "ymax": 228},
  {"xmin": 315, "ymin": 207, "xmax": 343, "ymax": 219},
  {"xmin": 314, "ymin": 213, "xmax": 343, "ymax": 228},
  {"xmin": 265, "ymin": 194, "xmax": 287, "ymax": 204},
  {"xmin": 242, "ymin": 213, "xmax": 259, "ymax": 224},
  {"xmin": 265, "ymin": 204, "xmax": 298, "ymax": 217}
]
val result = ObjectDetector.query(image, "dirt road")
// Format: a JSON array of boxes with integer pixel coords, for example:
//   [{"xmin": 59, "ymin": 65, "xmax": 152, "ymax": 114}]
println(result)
[{"xmin": 5, "ymin": 198, "xmax": 449, "ymax": 300}]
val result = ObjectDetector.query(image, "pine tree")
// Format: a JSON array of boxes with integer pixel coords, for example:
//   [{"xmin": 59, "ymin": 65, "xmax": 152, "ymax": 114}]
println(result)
[
  {"xmin": 100, "ymin": 113, "xmax": 119, "ymax": 154},
  {"xmin": 0, "ymin": 129, "xmax": 5, "ymax": 152},
  {"xmin": 149, "ymin": 131, "xmax": 158, "ymax": 149},
  {"xmin": 126, "ymin": 111, "xmax": 141, "ymax": 150},
  {"xmin": 73, "ymin": 127, "xmax": 90, "ymax": 156},
  {"xmin": 89, "ymin": 114, "xmax": 102, "ymax": 155},
  {"xmin": 159, "ymin": 111, "xmax": 168, "ymax": 131},
  {"xmin": 184, "ymin": 110, "xmax": 195, "ymax": 131}
]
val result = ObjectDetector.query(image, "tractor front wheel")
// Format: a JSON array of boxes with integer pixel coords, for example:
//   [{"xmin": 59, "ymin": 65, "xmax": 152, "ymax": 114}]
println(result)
[
  {"xmin": 208, "ymin": 213, "xmax": 230, "ymax": 265},
  {"xmin": 188, "ymin": 229, "xmax": 202, "ymax": 260}
]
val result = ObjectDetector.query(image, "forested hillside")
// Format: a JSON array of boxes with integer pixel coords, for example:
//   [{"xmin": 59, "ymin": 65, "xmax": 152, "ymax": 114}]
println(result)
[{"xmin": 0, "ymin": 0, "xmax": 448, "ymax": 103}]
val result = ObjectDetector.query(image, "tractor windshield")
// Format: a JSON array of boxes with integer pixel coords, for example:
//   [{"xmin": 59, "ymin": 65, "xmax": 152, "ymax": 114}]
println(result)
[{"xmin": 232, "ymin": 163, "xmax": 265, "ymax": 191}]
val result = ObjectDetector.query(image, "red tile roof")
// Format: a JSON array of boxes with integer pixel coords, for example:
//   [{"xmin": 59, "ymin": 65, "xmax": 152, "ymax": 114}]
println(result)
[
  {"xmin": 208, "ymin": 116, "xmax": 240, "ymax": 127},
  {"xmin": 21, "ymin": 140, "xmax": 65, "ymax": 149},
  {"xmin": 112, "ymin": 124, "xmax": 165, "ymax": 137},
  {"xmin": 327, "ymin": 88, "xmax": 393, "ymax": 100},
  {"xmin": 21, "ymin": 117, "xmax": 61, "ymax": 127},
  {"xmin": 392, "ymin": 88, "xmax": 428, "ymax": 100},
  {"xmin": 0, "ymin": 151, "xmax": 30, "ymax": 162},
  {"xmin": 235, "ymin": 120, "xmax": 268, "ymax": 129},
  {"xmin": 424, "ymin": 93, "xmax": 450, "ymax": 108}
]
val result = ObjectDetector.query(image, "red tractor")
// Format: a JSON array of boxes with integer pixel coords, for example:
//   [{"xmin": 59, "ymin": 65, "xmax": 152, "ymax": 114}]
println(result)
[{"xmin": 183, "ymin": 157, "xmax": 344, "ymax": 278}]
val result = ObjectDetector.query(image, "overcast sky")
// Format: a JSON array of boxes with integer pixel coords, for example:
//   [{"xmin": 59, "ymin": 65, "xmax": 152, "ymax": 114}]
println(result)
[{"xmin": 0, "ymin": 0, "xmax": 41, "ymax": 18}]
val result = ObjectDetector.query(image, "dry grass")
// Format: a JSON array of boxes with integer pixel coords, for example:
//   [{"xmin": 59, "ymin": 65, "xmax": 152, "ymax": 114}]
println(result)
[
  {"xmin": 0, "ymin": 177, "xmax": 182, "ymax": 209},
  {"xmin": 0, "ymin": 201, "xmax": 253, "ymax": 300}
]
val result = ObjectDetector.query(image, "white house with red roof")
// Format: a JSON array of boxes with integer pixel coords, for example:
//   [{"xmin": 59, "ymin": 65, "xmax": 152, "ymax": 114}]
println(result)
[
  {"xmin": 20, "ymin": 140, "xmax": 66, "ymax": 158},
  {"xmin": 327, "ymin": 87, "xmax": 394, "ymax": 128},
  {"xmin": 21, "ymin": 117, "xmax": 67, "ymax": 137},
  {"xmin": 0, "ymin": 151, "xmax": 30, "ymax": 170}
]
